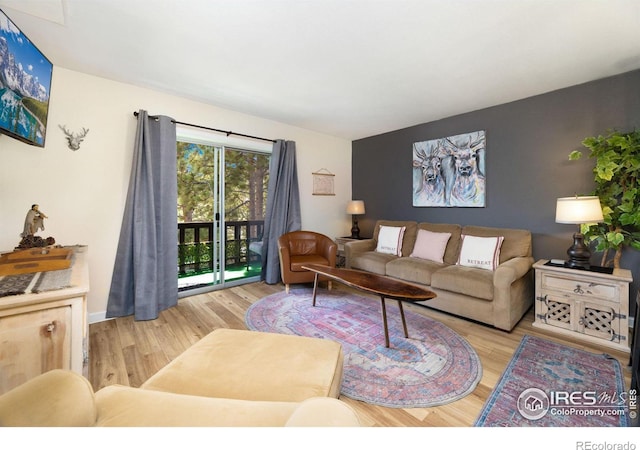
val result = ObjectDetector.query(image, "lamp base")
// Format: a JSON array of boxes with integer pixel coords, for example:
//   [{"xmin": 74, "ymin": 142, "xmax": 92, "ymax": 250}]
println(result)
[
  {"xmin": 350, "ymin": 217, "xmax": 360, "ymax": 239},
  {"xmin": 566, "ymin": 232, "xmax": 591, "ymax": 270}
]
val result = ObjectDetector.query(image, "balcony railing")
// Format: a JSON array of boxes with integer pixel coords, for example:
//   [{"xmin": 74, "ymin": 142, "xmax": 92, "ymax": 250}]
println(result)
[{"xmin": 178, "ymin": 220, "xmax": 264, "ymax": 276}]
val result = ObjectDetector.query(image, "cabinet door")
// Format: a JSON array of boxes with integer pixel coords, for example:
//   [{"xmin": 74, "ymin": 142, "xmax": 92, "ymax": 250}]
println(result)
[
  {"xmin": 578, "ymin": 300, "xmax": 621, "ymax": 343},
  {"xmin": 0, "ymin": 305, "xmax": 72, "ymax": 394},
  {"xmin": 538, "ymin": 294, "xmax": 574, "ymax": 331}
]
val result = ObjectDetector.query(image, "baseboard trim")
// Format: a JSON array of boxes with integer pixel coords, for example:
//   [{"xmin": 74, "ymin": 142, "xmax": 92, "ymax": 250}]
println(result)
[{"xmin": 89, "ymin": 311, "xmax": 111, "ymax": 324}]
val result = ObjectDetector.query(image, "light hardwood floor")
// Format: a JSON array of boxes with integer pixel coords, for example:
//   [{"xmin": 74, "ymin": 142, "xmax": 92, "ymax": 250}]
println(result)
[{"xmin": 88, "ymin": 281, "xmax": 633, "ymax": 427}]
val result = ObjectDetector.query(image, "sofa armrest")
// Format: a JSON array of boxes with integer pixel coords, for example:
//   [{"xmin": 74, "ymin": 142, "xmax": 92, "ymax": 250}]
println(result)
[
  {"xmin": 277, "ymin": 238, "xmax": 292, "ymax": 275},
  {"xmin": 96, "ymin": 385, "xmax": 300, "ymax": 426},
  {"xmin": 318, "ymin": 238, "xmax": 338, "ymax": 267},
  {"xmin": 0, "ymin": 369, "xmax": 97, "ymax": 427},
  {"xmin": 95, "ymin": 387, "xmax": 361, "ymax": 427},
  {"xmin": 492, "ymin": 256, "xmax": 535, "ymax": 330},
  {"xmin": 494, "ymin": 256, "xmax": 534, "ymax": 288},
  {"xmin": 344, "ymin": 239, "xmax": 376, "ymax": 268},
  {"xmin": 285, "ymin": 397, "xmax": 362, "ymax": 427}
]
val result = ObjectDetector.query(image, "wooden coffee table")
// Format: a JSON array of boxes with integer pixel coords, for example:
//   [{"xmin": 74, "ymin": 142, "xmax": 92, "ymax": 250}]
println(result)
[{"xmin": 301, "ymin": 264, "xmax": 437, "ymax": 348}]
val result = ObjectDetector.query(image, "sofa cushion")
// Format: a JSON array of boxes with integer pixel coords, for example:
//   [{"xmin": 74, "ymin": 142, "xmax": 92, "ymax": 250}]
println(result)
[
  {"xmin": 141, "ymin": 328, "xmax": 344, "ymax": 402},
  {"xmin": 417, "ymin": 222, "xmax": 462, "ymax": 265},
  {"xmin": 373, "ymin": 220, "xmax": 418, "ymax": 256},
  {"xmin": 461, "ymin": 225, "xmax": 532, "ymax": 263},
  {"xmin": 290, "ymin": 254, "xmax": 330, "ymax": 272},
  {"xmin": 349, "ymin": 251, "xmax": 396, "ymax": 275},
  {"xmin": 375, "ymin": 225, "xmax": 406, "ymax": 256},
  {"xmin": 386, "ymin": 256, "xmax": 444, "ymax": 285},
  {"xmin": 430, "ymin": 264, "xmax": 494, "ymax": 301},
  {"xmin": 457, "ymin": 235, "xmax": 504, "ymax": 271},
  {"xmin": 410, "ymin": 229, "xmax": 451, "ymax": 263}
]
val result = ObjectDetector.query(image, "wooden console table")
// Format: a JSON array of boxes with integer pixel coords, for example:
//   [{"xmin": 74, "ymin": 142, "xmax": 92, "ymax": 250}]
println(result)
[
  {"xmin": 0, "ymin": 246, "xmax": 89, "ymax": 394},
  {"xmin": 533, "ymin": 259, "xmax": 632, "ymax": 353}
]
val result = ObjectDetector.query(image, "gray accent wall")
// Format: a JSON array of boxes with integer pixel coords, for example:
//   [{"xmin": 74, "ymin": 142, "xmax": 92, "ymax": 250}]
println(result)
[{"xmin": 352, "ymin": 69, "xmax": 640, "ymax": 314}]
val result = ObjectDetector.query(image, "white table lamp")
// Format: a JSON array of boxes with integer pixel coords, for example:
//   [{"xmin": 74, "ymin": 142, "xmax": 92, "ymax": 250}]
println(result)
[
  {"xmin": 347, "ymin": 200, "xmax": 365, "ymax": 239},
  {"xmin": 555, "ymin": 195, "xmax": 604, "ymax": 269}
]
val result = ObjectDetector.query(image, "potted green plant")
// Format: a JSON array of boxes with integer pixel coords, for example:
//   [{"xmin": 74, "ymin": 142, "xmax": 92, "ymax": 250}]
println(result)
[{"xmin": 568, "ymin": 129, "xmax": 640, "ymax": 268}]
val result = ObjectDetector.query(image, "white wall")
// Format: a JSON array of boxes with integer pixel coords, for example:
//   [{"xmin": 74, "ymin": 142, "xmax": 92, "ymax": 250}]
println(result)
[{"xmin": 0, "ymin": 67, "xmax": 352, "ymax": 321}]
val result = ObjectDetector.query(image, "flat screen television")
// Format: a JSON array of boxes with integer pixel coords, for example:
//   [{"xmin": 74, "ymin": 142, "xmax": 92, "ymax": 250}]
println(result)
[{"xmin": 0, "ymin": 8, "xmax": 52, "ymax": 147}]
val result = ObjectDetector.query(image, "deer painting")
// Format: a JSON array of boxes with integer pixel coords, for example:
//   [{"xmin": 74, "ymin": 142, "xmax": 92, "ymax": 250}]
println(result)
[
  {"xmin": 413, "ymin": 130, "xmax": 486, "ymax": 207},
  {"xmin": 445, "ymin": 133, "xmax": 486, "ymax": 207},
  {"xmin": 413, "ymin": 142, "xmax": 457, "ymax": 206}
]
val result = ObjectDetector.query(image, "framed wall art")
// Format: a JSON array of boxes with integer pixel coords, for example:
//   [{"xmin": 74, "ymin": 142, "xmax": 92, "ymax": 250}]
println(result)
[
  {"xmin": 412, "ymin": 130, "xmax": 486, "ymax": 207},
  {"xmin": 312, "ymin": 168, "xmax": 335, "ymax": 196}
]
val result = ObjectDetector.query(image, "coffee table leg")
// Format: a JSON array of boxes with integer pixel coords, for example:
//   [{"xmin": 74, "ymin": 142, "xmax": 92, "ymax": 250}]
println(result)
[
  {"xmin": 380, "ymin": 296, "xmax": 390, "ymax": 348},
  {"xmin": 397, "ymin": 300, "xmax": 409, "ymax": 338},
  {"xmin": 312, "ymin": 273, "xmax": 319, "ymax": 306}
]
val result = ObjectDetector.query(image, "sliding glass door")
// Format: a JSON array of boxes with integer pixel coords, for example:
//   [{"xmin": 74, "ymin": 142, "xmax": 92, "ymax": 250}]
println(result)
[
  {"xmin": 177, "ymin": 141, "xmax": 221, "ymax": 291},
  {"xmin": 177, "ymin": 140, "xmax": 269, "ymax": 293}
]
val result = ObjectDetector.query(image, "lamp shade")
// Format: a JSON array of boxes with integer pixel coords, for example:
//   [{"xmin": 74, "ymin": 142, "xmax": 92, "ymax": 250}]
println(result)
[
  {"xmin": 346, "ymin": 200, "xmax": 365, "ymax": 215},
  {"xmin": 555, "ymin": 196, "xmax": 604, "ymax": 224}
]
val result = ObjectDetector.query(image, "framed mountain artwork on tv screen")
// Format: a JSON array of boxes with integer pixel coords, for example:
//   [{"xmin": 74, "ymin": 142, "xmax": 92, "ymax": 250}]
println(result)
[
  {"xmin": 0, "ymin": 8, "xmax": 53, "ymax": 147},
  {"xmin": 412, "ymin": 130, "xmax": 486, "ymax": 207}
]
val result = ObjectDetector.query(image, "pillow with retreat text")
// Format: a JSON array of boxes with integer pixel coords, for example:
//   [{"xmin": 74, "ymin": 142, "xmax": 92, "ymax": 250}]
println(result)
[
  {"xmin": 376, "ymin": 225, "xmax": 406, "ymax": 256},
  {"xmin": 410, "ymin": 229, "xmax": 451, "ymax": 263},
  {"xmin": 457, "ymin": 235, "xmax": 504, "ymax": 271}
]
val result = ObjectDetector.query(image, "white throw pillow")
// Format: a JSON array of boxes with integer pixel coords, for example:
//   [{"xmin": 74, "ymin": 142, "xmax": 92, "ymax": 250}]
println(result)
[
  {"xmin": 410, "ymin": 229, "xmax": 451, "ymax": 263},
  {"xmin": 457, "ymin": 235, "xmax": 504, "ymax": 271},
  {"xmin": 376, "ymin": 226, "xmax": 406, "ymax": 256}
]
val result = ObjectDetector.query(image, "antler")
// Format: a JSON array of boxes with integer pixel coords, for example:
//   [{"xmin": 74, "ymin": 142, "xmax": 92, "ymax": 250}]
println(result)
[
  {"xmin": 413, "ymin": 143, "xmax": 427, "ymax": 160},
  {"xmin": 58, "ymin": 125, "xmax": 89, "ymax": 138},
  {"xmin": 469, "ymin": 136, "xmax": 484, "ymax": 150},
  {"xmin": 59, "ymin": 124, "xmax": 72, "ymax": 136}
]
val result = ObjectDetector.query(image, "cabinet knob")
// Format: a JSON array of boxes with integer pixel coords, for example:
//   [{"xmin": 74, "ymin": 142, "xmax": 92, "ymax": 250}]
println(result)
[
  {"xmin": 45, "ymin": 322, "xmax": 55, "ymax": 333},
  {"xmin": 574, "ymin": 284, "xmax": 584, "ymax": 294}
]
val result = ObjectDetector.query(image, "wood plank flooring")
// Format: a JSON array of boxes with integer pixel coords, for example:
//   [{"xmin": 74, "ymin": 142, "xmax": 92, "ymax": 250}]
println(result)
[{"xmin": 88, "ymin": 281, "xmax": 633, "ymax": 427}]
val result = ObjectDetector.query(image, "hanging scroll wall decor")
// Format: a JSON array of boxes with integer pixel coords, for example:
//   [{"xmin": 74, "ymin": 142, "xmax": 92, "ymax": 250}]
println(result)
[
  {"xmin": 412, "ymin": 130, "xmax": 486, "ymax": 207},
  {"xmin": 312, "ymin": 169, "xmax": 335, "ymax": 196}
]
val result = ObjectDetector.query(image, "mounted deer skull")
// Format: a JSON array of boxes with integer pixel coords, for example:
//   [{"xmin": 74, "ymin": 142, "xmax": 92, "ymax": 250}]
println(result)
[{"xmin": 59, "ymin": 125, "xmax": 89, "ymax": 151}]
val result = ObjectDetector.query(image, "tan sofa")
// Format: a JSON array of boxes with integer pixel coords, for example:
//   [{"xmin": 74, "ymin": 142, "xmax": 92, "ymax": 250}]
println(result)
[
  {"xmin": 345, "ymin": 220, "xmax": 534, "ymax": 331},
  {"xmin": 0, "ymin": 328, "xmax": 361, "ymax": 427}
]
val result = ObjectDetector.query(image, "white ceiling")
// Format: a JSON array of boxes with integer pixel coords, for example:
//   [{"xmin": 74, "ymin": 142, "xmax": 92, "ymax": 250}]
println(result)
[{"xmin": 1, "ymin": 0, "xmax": 639, "ymax": 141}]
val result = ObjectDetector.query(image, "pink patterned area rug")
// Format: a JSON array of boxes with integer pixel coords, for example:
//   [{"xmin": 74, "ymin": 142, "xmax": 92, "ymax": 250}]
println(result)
[
  {"xmin": 474, "ymin": 335, "xmax": 630, "ymax": 426},
  {"xmin": 245, "ymin": 287, "xmax": 482, "ymax": 408}
]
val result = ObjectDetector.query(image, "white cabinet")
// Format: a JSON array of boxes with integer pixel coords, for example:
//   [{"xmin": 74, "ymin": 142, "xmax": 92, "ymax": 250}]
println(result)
[
  {"xmin": 335, "ymin": 236, "xmax": 371, "ymax": 268},
  {"xmin": 533, "ymin": 260, "xmax": 632, "ymax": 353},
  {"xmin": 0, "ymin": 247, "xmax": 89, "ymax": 394}
]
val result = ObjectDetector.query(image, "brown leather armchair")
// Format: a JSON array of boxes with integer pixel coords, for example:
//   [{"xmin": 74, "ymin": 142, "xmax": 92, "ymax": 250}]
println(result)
[{"xmin": 278, "ymin": 231, "xmax": 337, "ymax": 293}]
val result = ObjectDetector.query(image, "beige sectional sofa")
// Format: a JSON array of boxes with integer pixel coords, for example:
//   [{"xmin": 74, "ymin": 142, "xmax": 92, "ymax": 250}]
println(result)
[
  {"xmin": 345, "ymin": 220, "xmax": 534, "ymax": 331},
  {"xmin": 0, "ymin": 328, "xmax": 361, "ymax": 427}
]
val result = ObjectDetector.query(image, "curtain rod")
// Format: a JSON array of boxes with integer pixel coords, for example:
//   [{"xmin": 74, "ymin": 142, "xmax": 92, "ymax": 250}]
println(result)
[{"xmin": 133, "ymin": 111, "xmax": 276, "ymax": 143}]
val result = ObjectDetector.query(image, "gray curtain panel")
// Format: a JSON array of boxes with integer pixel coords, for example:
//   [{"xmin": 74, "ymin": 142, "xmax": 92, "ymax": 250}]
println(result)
[
  {"xmin": 261, "ymin": 140, "xmax": 301, "ymax": 284},
  {"xmin": 106, "ymin": 110, "xmax": 178, "ymax": 320}
]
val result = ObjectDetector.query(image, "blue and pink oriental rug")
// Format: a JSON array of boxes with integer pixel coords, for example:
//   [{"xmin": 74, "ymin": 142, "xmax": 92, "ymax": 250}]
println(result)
[
  {"xmin": 245, "ymin": 287, "xmax": 482, "ymax": 408},
  {"xmin": 475, "ymin": 335, "xmax": 630, "ymax": 427}
]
